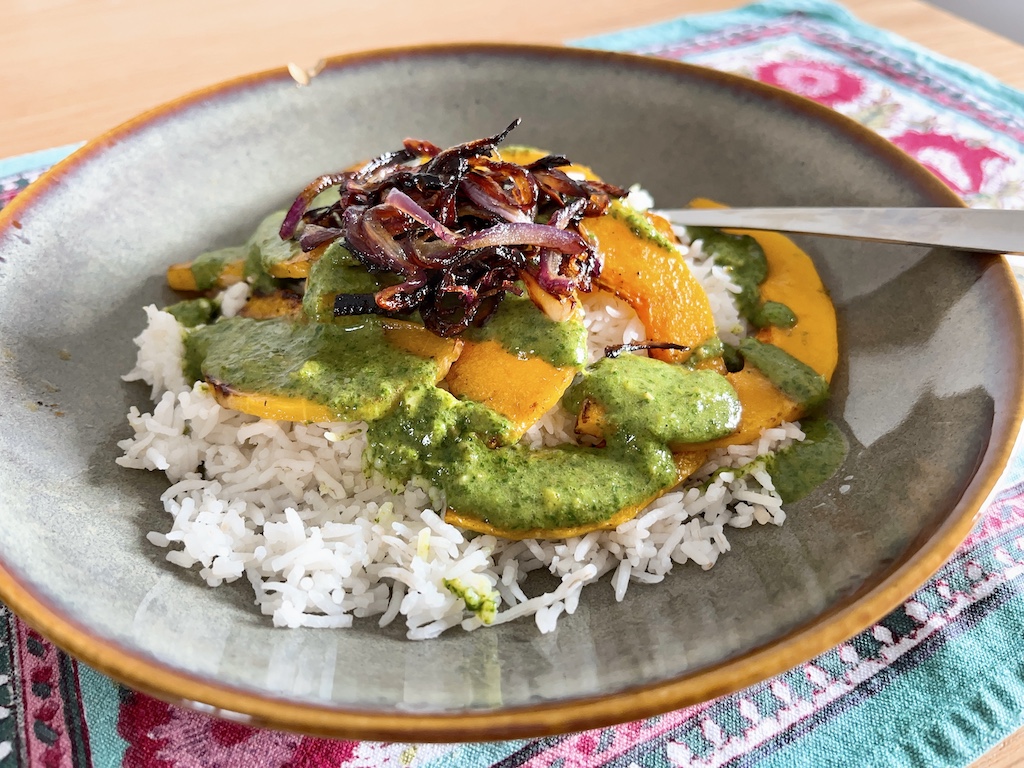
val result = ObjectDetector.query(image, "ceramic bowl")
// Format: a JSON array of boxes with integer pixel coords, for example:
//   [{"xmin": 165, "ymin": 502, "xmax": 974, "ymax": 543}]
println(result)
[{"xmin": 0, "ymin": 44, "xmax": 1021, "ymax": 740}]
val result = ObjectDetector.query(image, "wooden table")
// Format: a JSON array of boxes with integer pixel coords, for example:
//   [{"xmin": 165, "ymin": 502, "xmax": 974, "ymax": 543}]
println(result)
[{"xmin": 2, "ymin": 1, "xmax": 1021, "ymax": 764}]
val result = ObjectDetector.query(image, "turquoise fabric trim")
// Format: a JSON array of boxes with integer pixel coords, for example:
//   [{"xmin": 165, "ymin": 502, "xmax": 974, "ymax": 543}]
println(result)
[
  {"xmin": 421, "ymin": 741, "xmax": 531, "ymax": 768},
  {"xmin": 77, "ymin": 665, "xmax": 129, "ymax": 768},
  {"xmin": 573, "ymin": 0, "xmax": 1024, "ymax": 122},
  {"xmin": 756, "ymin": 589, "xmax": 1024, "ymax": 768},
  {"xmin": 0, "ymin": 142, "xmax": 82, "ymax": 179}
]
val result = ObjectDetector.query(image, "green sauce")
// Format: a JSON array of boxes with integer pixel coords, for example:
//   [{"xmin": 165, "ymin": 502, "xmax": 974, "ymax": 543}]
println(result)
[
  {"xmin": 243, "ymin": 243, "xmax": 278, "ymax": 295},
  {"xmin": 184, "ymin": 316, "xmax": 452, "ymax": 422},
  {"xmin": 443, "ymin": 578, "xmax": 498, "ymax": 624},
  {"xmin": 608, "ymin": 201, "xmax": 677, "ymax": 252},
  {"xmin": 367, "ymin": 383, "xmax": 678, "ymax": 531},
  {"xmin": 366, "ymin": 354, "xmax": 740, "ymax": 531},
  {"xmin": 303, "ymin": 241, "xmax": 395, "ymax": 322},
  {"xmin": 738, "ymin": 338, "xmax": 829, "ymax": 410},
  {"xmin": 248, "ymin": 210, "xmax": 301, "ymax": 274},
  {"xmin": 767, "ymin": 417, "xmax": 846, "ymax": 503},
  {"xmin": 562, "ymin": 354, "xmax": 741, "ymax": 446},
  {"xmin": 759, "ymin": 300, "xmax": 797, "ymax": 329},
  {"xmin": 429, "ymin": 435, "xmax": 677, "ymax": 531},
  {"xmin": 164, "ymin": 298, "xmax": 216, "ymax": 328},
  {"xmin": 701, "ymin": 417, "xmax": 846, "ymax": 504},
  {"xmin": 190, "ymin": 246, "xmax": 247, "ymax": 291},
  {"xmin": 686, "ymin": 226, "xmax": 796, "ymax": 329},
  {"xmin": 465, "ymin": 290, "xmax": 587, "ymax": 368},
  {"xmin": 683, "ymin": 336, "xmax": 725, "ymax": 369}
]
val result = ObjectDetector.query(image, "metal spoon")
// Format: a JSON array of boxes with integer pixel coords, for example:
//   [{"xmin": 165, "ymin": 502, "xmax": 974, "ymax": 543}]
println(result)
[{"xmin": 652, "ymin": 207, "xmax": 1024, "ymax": 255}]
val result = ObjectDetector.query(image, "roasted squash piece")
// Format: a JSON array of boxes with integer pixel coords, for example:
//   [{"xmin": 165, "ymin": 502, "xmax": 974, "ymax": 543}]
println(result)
[
  {"xmin": 444, "ymin": 338, "xmax": 579, "ymax": 444},
  {"xmin": 687, "ymin": 198, "xmax": 838, "ymax": 449},
  {"xmin": 380, "ymin": 318, "xmax": 466, "ymax": 363},
  {"xmin": 443, "ymin": 290, "xmax": 586, "ymax": 444},
  {"xmin": 694, "ymin": 368, "xmax": 800, "ymax": 449},
  {"xmin": 261, "ymin": 232, "xmax": 334, "ymax": 280},
  {"xmin": 208, "ymin": 383, "xmax": 342, "ymax": 424},
  {"xmin": 266, "ymin": 248, "xmax": 316, "ymax": 279},
  {"xmin": 238, "ymin": 290, "xmax": 304, "ymax": 320},
  {"xmin": 445, "ymin": 448, "xmax": 708, "ymax": 540},
  {"xmin": 581, "ymin": 210, "xmax": 721, "ymax": 366},
  {"xmin": 206, "ymin": 319, "xmax": 463, "ymax": 423},
  {"xmin": 166, "ymin": 250, "xmax": 246, "ymax": 292}
]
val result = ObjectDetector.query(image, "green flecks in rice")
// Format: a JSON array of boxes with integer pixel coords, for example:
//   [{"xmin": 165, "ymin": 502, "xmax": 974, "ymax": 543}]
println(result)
[{"xmin": 444, "ymin": 576, "xmax": 499, "ymax": 625}]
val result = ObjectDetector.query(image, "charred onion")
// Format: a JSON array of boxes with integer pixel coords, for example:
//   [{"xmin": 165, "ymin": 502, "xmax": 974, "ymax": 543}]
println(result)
[{"xmin": 279, "ymin": 120, "xmax": 626, "ymax": 335}]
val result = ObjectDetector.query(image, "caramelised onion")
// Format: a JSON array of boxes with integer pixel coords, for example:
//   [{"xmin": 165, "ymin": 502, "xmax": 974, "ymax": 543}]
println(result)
[
  {"xmin": 279, "ymin": 173, "xmax": 347, "ymax": 240},
  {"xmin": 278, "ymin": 120, "xmax": 626, "ymax": 335},
  {"xmin": 298, "ymin": 224, "xmax": 343, "ymax": 251}
]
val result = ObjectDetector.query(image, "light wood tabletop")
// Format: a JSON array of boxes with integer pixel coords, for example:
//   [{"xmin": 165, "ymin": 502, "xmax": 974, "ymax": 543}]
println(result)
[{"xmin": 3, "ymin": 0, "xmax": 1023, "ymax": 765}]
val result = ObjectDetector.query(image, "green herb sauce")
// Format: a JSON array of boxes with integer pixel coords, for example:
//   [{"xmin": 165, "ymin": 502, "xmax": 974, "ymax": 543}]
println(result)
[
  {"xmin": 243, "ymin": 244, "xmax": 278, "ymax": 295},
  {"xmin": 190, "ymin": 246, "xmax": 247, "ymax": 291},
  {"xmin": 682, "ymin": 336, "xmax": 725, "ymax": 369},
  {"xmin": 366, "ymin": 354, "xmax": 739, "ymax": 531},
  {"xmin": 302, "ymin": 241, "xmax": 396, "ymax": 322},
  {"xmin": 184, "ymin": 316, "xmax": 452, "ymax": 422},
  {"xmin": 443, "ymin": 578, "xmax": 498, "ymax": 624},
  {"xmin": 767, "ymin": 417, "xmax": 847, "ymax": 502},
  {"xmin": 608, "ymin": 201, "xmax": 677, "ymax": 252},
  {"xmin": 686, "ymin": 226, "xmax": 796, "ymax": 329},
  {"xmin": 164, "ymin": 298, "xmax": 216, "ymax": 328},
  {"xmin": 562, "ymin": 354, "xmax": 741, "ymax": 447},
  {"xmin": 249, "ymin": 210, "xmax": 301, "ymax": 274},
  {"xmin": 759, "ymin": 300, "xmax": 797, "ymax": 329},
  {"xmin": 465, "ymin": 290, "xmax": 587, "ymax": 368},
  {"xmin": 738, "ymin": 338, "xmax": 829, "ymax": 410}
]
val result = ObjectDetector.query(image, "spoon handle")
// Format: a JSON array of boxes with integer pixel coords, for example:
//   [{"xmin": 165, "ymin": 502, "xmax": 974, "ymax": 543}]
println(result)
[{"xmin": 652, "ymin": 207, "xmax": 1024, "ymax": 255}]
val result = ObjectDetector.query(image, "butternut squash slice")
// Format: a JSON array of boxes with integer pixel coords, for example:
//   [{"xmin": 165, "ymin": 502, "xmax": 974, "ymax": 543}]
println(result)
[
  {"xmin": 208, "ymin": 320, "xmax": 463, "ymax": 423},
  {"xmin": 260, "ymin": 238, "xmax": 336, "ymax": 280},
  {"xmin": 166, "ymin": 255, "xmax": 245, "ymax": 292},
  {"xmin": 581, "ymin": 211, "xmax": 721, "ymax": 368},
  {"xmin": 445, "ymin": 449, "xmax": 708, "ymax": 540},
  {"xmin": 686, "ymin": 198, "xmax": 838, "ymax": 449},
  {"xmin": 238, "ymin": 290, "xmax": 304, "ymax": 320},
  {"xmin": 444, "ymin": 339, "xmax": 579, "ymax": 444}
]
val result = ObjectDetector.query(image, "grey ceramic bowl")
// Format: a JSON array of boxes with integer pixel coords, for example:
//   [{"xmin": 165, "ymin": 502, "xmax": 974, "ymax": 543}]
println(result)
[{"xmin": 0, "ymin": 45, "xmax": 1022, "ymax": 740}]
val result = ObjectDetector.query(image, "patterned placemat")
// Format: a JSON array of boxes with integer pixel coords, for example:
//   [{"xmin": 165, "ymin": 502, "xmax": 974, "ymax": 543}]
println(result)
[{"xmin": 4, "ymin": 0, "xmax": 1024, "ymax": 765}]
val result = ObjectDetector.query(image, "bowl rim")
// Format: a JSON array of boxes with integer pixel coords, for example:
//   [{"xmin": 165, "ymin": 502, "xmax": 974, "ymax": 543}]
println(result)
[{"xmin": 1, "ymin": 42, "xmax": 1022, "ymax": 742}]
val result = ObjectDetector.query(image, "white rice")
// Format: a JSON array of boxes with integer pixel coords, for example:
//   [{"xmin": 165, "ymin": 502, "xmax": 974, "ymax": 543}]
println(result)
[{"xmin": 117, "ymin": 216, "xmax": 805, "ymax": 639}]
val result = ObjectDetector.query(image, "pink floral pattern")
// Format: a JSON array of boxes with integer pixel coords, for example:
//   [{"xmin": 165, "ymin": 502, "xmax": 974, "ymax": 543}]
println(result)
[
  {"xmin": 117, "ymin": 692, "xmax": 359, "ymax": 768},
  {"xmin": 755, "ymin": 60, "xmax": 865, "ymax": 107},
  {"xmin": 889, "ymin": 130, "xmax": 1010, "ymax": 195}
]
